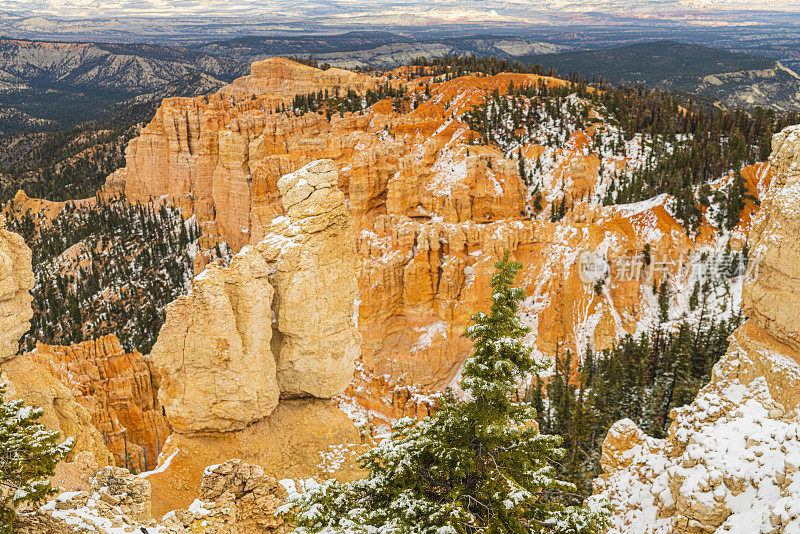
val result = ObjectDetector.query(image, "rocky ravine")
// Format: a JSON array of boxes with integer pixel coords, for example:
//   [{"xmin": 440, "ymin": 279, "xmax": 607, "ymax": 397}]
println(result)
[
  {"xmin": 1, "ymin": 63, "xmax": 798, "ymax": 534},
  {"xmin": 593, "ymin": 125, "xmax": 800, "ymax": 533}
]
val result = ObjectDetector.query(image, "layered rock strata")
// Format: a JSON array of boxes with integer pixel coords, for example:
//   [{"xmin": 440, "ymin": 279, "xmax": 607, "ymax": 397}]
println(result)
[
  {"xmin": 220, "ymin": 56, "xmax": 376, "ymax": 99},
  {"xmin": 1, "ymin": 353, "xmax": 113, "ymax": 465},
  {"xmin": 32, "ymin": 335, "xmax": 170, "ymax": 472},
  {"xmin": 263, "ymin": 159, "xmax": 360, "ymax": 397},
  {"xmin": 593, "ymin": 125, "xmax": 800, "ymax": 534},
  {"xmin": 150, "ymin": 246, "xmax": 278, "ymax": 434}
]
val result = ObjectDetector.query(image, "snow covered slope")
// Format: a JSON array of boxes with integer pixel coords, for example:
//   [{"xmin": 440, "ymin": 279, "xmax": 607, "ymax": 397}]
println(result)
[{"xmin": 592, "ymin": 125, "xmax": 800, "ymax": 534}]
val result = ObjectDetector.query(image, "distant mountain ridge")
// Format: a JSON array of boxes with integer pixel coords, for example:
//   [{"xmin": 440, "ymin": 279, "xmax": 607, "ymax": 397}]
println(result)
[
  {"xmin": 521, "ymin": 41, "xmax": 800, "ymax": 111},
  {"xmin": 196, "ymin": 32, "xmax": 566, "ymax": 70},
  {"xmin": 0, "ymin": 38, "xmax": 234, "ymax": 91},
  {"xmin": 0, "ymin": 32, "xmax": 566, "ymax": 130},
  {"xmin": 0, "ymin": 35, "xmax": 798, "ymax": 134}
]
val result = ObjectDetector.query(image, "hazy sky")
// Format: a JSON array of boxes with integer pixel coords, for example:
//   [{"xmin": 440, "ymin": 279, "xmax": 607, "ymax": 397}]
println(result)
[{"xmin": 5, "ymin": 0, "xmax": 800, "ymax": 18}]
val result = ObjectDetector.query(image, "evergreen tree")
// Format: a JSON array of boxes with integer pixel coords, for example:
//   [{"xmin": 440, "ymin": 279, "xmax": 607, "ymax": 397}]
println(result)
[
  {"xmin": 288, "ymin": 254, "xmax": 608, "ymax": 533},
  {"xmin": 534, "ymin": 310, "xmax": 741, "ymax": 496},
  {"xmin": 0, "ymin": 385, "xmax": 74, "ymax": 531}
]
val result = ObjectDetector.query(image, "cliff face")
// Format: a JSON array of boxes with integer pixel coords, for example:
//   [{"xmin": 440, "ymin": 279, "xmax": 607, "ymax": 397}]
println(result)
[
  {"xmin": 117, "ymin": 60, "xmax": 732, "ymax": 398},
  {"xmin": 1, "ymin": 353, "xmax": 113, "ymax": 466},
  {"xmin": 0, "ymin": 217, "xmax": 33, "ymax": 363},
  {"xmin": 220, "ymin": 56, "xmax": 376, "ymax": 99},
  {"xmin": 265, "ymin": 159, "xmax": 360, "ymax": 397},
  {"xmin": 32, "ymin": 335, "xmax": 170, "ymax": 472},
  {"xmin": 146, "ymin": 159, "xmax": 362, "ymax": 515},
  {"xmin": 744, "ymin": 127, "xmax": 800, "ymax": 356},
  {"xmin": 150, "ymin": 245, "xmax": 279, "ymax": 434},
  {"xmin": 593, "ymin": 125, "xmax": 800, "ymax": 534}
]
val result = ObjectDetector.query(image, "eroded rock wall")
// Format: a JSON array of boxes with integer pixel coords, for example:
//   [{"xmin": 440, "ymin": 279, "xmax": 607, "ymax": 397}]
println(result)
[
  {"xmin": 150, "ymin": 158, "xmax": 359, "ymax": 431},
  {"xmin": 151, "ymin": 245, "xmax": 278, "ymax": 434},
  {"xmin": 221, "ymin": 56, "xmax": 376, "ymax": 99},
  {"xmin": 0, "ymin": 220, "xmax": 113, "ymax": 466},
  {"xmin": 33, "ymin": 335, "xmax": 170, "ymax": 471},
  {"xmin": 262, "ymin": 159, "xmax": 359, "ymax": 397},
  {"xmin": 0, "ymin": 216, "xmax": 33, "ymax": 363}
]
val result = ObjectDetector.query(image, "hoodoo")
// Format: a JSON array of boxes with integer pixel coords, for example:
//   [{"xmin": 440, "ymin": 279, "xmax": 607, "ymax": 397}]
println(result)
[{"xmin": 146, "ymin": 158, "xmax": 362, "ymax": 514}]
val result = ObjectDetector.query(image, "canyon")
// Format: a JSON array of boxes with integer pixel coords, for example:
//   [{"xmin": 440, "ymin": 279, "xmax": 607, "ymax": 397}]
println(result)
[
  {"xmin": 1, "ymin": 56, "xmax": 797, "ymax": 533},
  {"xmin": 112, "ymin": 57, "xmax": 763, "ymax": 396}
]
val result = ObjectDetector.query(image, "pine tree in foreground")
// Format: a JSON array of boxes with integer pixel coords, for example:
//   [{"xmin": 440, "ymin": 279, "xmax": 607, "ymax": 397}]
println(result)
[
  {"xmin": 0, "ymin": 385, "xmax": 74, "ymax": 532},
  {"xmin": 286, "ymin": 253, "xmax": 609, "ymax": 533}
]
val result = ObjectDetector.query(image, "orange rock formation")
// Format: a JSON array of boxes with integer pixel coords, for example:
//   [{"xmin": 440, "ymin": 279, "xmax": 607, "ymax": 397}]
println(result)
[
  {"xmin": 32, "ymin": 335, "xmax": 169, "ymax": 472},
  {"xmin": 110, "ymin": 57, "xmax": 764, "ymax": 405}
]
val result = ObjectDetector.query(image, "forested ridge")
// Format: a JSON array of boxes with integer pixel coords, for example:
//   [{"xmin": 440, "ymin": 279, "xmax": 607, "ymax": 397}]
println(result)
[
  {"xmin": 446, "ymin": 55, "xmax": 799, "ymax": 229},
  {"xmin": 6, "ymin": 198, "xmax": 205, "ymax": 354}
]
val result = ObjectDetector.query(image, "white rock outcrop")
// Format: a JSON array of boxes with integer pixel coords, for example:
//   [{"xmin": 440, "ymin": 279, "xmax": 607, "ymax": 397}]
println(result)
[
  {"xmin": 261, "ymin": 159, "xmax": 360, "ymax": 398},
  {"xmin": 150, "ymin": 247, "xmax": 278, "ymax": 434},
  {"xmin": 150, "ymin": 159, "xmax": 359, "ymax": 433},
  {"xmin": 0, "ymin": 218, "xmax": 113, "ymax": 466},
  {"xmin": 0, "ymin": 217, "xmax": 33, "ymax": 363}
]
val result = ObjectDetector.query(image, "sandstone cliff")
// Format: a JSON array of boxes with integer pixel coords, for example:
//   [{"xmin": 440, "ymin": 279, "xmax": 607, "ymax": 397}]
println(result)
[
  {"xmin": 150, "ymin": 245, "xmax": 279, "ymax": 434},
  {"xmin": 0, "ymin": 219, "xmax": 113, "ymax": 467},
  {"xmin": 220, "ymin": 56, "xmax": 375, "ymax": 99},
  {"xmin": 1, "ymin": 353, "xmax": 113, "ymax": 466},
  {"xmin": 0, "ymin": 215, "xmax": 33, "ymax": 363},
  {"xmin": 593, "ymin": 125, "xmax": 800, "ymax": 534},
  {"xmin": 263, "ymin": 159, "xmax": 360, "ymax": 398},
  {"xmin": 150, "ymin": 158, "xmax": 358, "ymax": 432}
]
